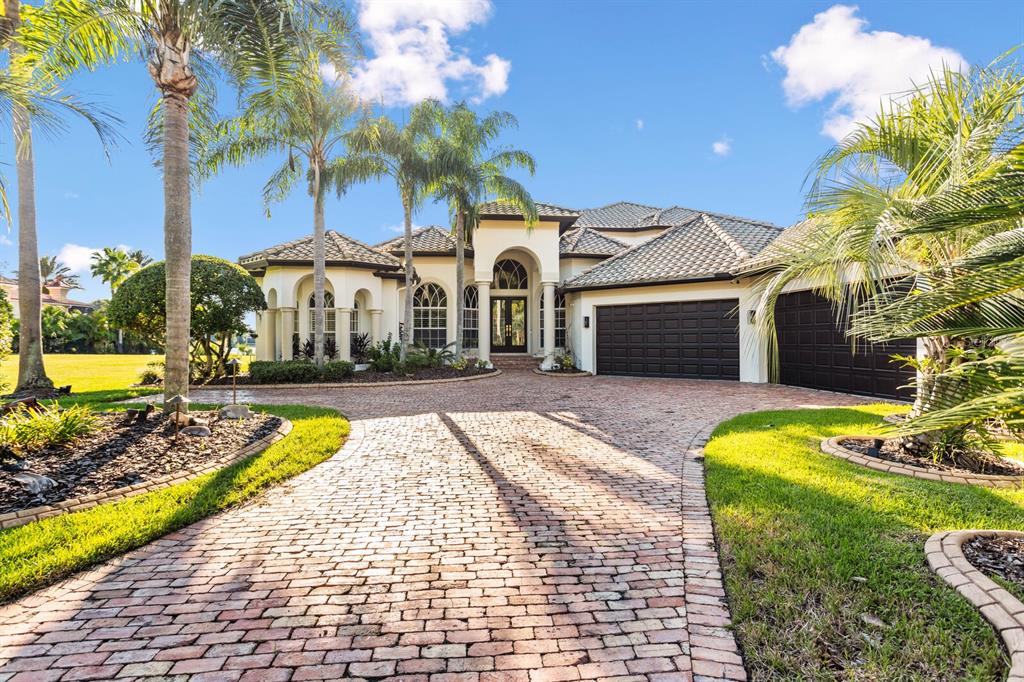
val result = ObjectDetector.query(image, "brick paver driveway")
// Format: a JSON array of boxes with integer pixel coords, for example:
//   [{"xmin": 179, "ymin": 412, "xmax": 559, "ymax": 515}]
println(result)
[{"xmin": 1, "ymin": 370, "xmax": 866, "ymax": 682}]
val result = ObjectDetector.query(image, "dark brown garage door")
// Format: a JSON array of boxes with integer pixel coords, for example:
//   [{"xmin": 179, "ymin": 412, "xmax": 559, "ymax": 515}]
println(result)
[
  {"xmin": 596, "ymin": 300, "xmax": 739, "ymax": 379},
  {"xmin": 775, "ymin": 290, "xmax": 916, "ymax": 399}
]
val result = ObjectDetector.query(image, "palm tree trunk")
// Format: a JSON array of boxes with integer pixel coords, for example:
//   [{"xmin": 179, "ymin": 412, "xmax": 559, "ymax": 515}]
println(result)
[
  {"xmin": 401, "ymin": 199, "xmax": 413, "ymax": 362},
  {"xmin": 454, "ymin": 210, "xmax": 465, "ymax": 358},
  {"xmin": 312, "ymin": 162, "xmax": 325, "ymax": 366},
  {"xmin": 161, "ymin": 92, "xmax": 192, "ymax": 408},
  {"xmin": 7, "ymin": 0, "xmax": 51, "ymax": 394}
]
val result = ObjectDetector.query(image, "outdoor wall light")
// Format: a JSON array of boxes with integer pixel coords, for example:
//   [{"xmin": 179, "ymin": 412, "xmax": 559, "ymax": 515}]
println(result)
[{"xmin": 583, "ymin": 316, "xmax": 590, "ymax": 328}]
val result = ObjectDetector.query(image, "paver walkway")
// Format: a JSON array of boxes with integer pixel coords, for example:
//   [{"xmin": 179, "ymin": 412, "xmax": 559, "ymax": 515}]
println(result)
[{"xmin": 1, "ymin": 370, "xmax": 866, "ymax": 681}]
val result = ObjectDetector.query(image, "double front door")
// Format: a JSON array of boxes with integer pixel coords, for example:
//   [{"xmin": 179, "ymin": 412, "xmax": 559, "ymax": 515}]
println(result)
[{"xmin": 491, "ymin": 296, "xmax": 526, "ymax": 353}]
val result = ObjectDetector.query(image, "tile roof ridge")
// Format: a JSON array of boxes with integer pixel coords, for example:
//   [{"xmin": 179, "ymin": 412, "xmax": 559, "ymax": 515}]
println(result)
[
  {"xmin": 574, "ymin": 214, "xmax": 701, "ymax": 271},
  {"xmin": 700, "ymin": 213, "xmax": 751, "ymax": 260}
]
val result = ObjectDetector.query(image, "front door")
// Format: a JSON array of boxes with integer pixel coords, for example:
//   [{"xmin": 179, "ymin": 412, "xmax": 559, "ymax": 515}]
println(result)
[{"xmin": 491, "ymin": 297, "xmax": 527, "ymax": 353}]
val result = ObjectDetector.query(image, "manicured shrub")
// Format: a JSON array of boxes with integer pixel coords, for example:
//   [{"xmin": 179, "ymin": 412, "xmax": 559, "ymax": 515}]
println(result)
[
  {"xmin": 0, "ymin": 404, "xmax": 98, "ymax": 452},
  {"xmin": 248, "ymin": 360, "xmax": 321, "ymax": 384},
  {"xmin": 138, "ymin": 361, "xmax": 164, "ymax": 386},
  {"xmin": 367, "ymin": 334, "xmax": 402, "ymax": 372},
  {"xmin": 320, "ymin": 361, "xmax": 354, "ymax": 381}
]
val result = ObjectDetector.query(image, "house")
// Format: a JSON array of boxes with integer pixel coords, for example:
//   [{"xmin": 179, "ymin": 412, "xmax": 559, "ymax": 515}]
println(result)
[
  {"xmin": 238, "ymin": 200, "xmax": 915, "ymax": 400},
  {"xmin": 0, "ymin": 276, "xmax": 94, "ymax": 319}
]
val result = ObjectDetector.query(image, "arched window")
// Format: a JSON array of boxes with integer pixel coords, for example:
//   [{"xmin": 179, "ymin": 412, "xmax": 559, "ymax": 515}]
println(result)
[
  {"xmin": 540, "ymin": 291, "xmax": 567, "ymax": 349},
  {"xmin": 462, "ymin": 286, "xmax": 478, "ymax": 349},
  {"xmin": 307, "ymin": 291, "xmax": 336, "ymax": 334},
  {"xmin": 492, "ymin": 259, "xmax": 528, "ymax": 289},
  {"xmin": 413, "ymin": 283, "xmax": 447, "ymax": 349}
]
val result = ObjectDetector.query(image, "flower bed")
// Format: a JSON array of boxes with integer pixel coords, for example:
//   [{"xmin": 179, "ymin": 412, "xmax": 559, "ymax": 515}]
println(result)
[{"xmin": 202, "ymin": 359, "xmax": 498, "ymax": 385}]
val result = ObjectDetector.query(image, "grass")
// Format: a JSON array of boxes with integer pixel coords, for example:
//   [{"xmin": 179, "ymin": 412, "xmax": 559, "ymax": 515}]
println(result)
[
  {"xmin": 1, "ymin": 354, "xmax": 162, "ymax": 393},
  {"xmin": 705, "ymin": 404, "xmax": 1024, "ymax": 681},
  {"xmin": 0, "ymin": 402, "xmax": 349, "ymax": 603}
]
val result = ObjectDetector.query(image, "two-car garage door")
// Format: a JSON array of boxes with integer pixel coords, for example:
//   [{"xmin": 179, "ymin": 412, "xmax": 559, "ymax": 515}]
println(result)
[{"xmin": 595, "ymin": 300, "xmax": 740, "ymax": 380}]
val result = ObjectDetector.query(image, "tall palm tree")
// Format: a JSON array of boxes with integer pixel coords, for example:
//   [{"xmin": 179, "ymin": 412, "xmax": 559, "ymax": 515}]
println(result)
[
  {"xmin": 0, "ymin": 0, "xmax": 118, "ymax": 394},
  {"xmin": 429, "ymin": 103, "xmax": 538, "ymax": 357},
  {"xmin": 199, "ymin": 54, "xmax": 378, "ymax": 366},
  {"xmin": 752, "ymin": 61, "xmax": 1024, "ymax": 458},
  {"xmin": 42, "ymin": 0, "xmax": 347, "ymax": 407},
  {"xmin": 126, "ymin": 249, "xmax": 153, "ymax": 267},
  {"xmin": 39, "ymin": 255, "xmax": 80, "ymax": 289},
  {"xmin": 91, "ymin": 246, "xmax": 141, "ymax": 353},
  {"xmin": 349, "ymin": 102, "xmax": 447, "ymax": 361}
]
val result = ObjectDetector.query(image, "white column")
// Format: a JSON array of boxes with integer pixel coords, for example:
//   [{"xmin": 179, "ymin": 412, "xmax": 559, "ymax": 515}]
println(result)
[
  {"xmin": 259, "ymin": 310, "xmax": 274, "ymax": 360},
  {"xmin": 332, "ymin": 308, "xmax": 345, "ymax": 362},
  {"xmin": 280, "ymin": 308, "xmax": 296, "ymax": 360},
  {"xmin": 541, "ymin": 281, "xmax": 556, "ymax": 370},
  {"xmin": 477, "ymin": 281, "xmax": 491, "ymax": 366},
  {"xmin": 339, "ymin": 308, "xmax": 352, "ymax": 362},
  {"xmin": 370, "ymin": 309, "xmax": 383, "ymax": 343}
]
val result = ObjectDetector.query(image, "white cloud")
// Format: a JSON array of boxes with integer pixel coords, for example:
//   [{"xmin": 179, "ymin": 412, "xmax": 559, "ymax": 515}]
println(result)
[
  {"xmin": 0, "ymin": 233, "xmax": 11, "ymax": 246},
  {"xmin": 636, "ymin": 118, "xmax": 644, "ymax": 131},
  {"xmin": 57, "ymin": 244, "xmax": 98, "ymax": 274},
  {"xmin": 712, "ymin": 136, "xmax": 732, "ymax": 156},
  {"xmin": 346, "ymin": 0, "xmax": 510, "ymax": 106},
  {"xmin": 770, "ymin": 4, "xmax": 965, "ymax": 140}
]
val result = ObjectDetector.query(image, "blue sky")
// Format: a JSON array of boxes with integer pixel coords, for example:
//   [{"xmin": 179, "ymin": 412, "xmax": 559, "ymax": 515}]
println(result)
[{"xmin": 7, "ymin": 0, "xmax": 1023, "ymax": 302}]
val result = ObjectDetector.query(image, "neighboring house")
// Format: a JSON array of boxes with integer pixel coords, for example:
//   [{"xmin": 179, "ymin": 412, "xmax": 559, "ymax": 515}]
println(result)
[
  {"xmin": 0, "ymin": 275, "xmax": 94, "ymax": 319},
  {"xmin": 239, "ymin": 200, "xmax": 913, "ymax": 399}
]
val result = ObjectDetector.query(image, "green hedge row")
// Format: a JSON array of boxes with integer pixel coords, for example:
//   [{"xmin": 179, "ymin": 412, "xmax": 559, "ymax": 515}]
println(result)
[{"xmin": 248, "ymin": 360, "xmax": 355, "ymax": 384}]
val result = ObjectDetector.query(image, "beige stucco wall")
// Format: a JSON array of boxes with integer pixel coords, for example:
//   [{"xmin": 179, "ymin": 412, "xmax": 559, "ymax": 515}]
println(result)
[{"xmin": 571, "ymin": 279, "xmax": 767, "ymax": 383}]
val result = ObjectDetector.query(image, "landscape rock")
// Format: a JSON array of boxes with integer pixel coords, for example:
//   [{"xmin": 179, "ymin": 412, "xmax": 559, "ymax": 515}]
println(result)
[
  {"xmin": 11, "ymin": 472, "xmax": 58, "ymax": 494},
  {"xmin": 219, "ymin": 404, "xmax": 253, "ymax": 420},
  {"xmin": 180, "ymin": 425, "xmax": 212, "ymax": 437}
]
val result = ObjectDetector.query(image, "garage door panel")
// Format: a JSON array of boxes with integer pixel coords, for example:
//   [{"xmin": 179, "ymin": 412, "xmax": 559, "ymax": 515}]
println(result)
[
  {"xmin": 776, "ymin": 290, "xmax": 915, "ymax": 400},
  {"xmin": 596, "ymin": 299, "xmax": 739, "ymax": 380}
]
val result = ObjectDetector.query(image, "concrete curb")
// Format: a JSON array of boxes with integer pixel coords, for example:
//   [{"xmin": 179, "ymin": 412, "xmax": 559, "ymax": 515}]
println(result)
[
  {"xmin": 531, "ymin": 369, "xmax": 592, "ymax": 377},
  {"xmin": 925, "ymin": 530, "xmax": 1024, "ymax": 681},
  {"xmin": 821, "ymin": 437, "xmax": 1024, "ymax": 488},
  {"xmin": 188, "ymin": 369, "xmax": 501, "ymax": 390},
  {"xmin": 0, "ymin": 418, "xmax": 293, "ymax": 531}
]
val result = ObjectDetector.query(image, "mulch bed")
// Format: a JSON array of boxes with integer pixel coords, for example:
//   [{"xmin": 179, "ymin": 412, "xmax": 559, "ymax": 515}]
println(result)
[
  {"xmin": 839, "ymin": 437, "xmax": 1024, "ymax": 477},
  {"xmin": 200, "ymin": 366, "xmax": 497, "ymax": 386},
  {"xmin": 0, "ymin": 411, "xmax": 281, "ymax": 515},
  {"xmin": 963, "ymin": 535, "xmax": 1024, "ymax": 591}
]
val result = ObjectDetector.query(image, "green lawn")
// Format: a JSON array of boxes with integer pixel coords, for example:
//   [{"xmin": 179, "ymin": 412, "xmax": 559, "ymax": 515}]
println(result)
[
  {"xmin": 0, "ymin": 400, "xmax": 349, "ymax": 603},
  {"xmin": 705, "ymin": 405, "xmax": 1024, "ymax": 681},
  {"xmin": 1, "ymin": 354, "xmax": 161, "ymax": 393}
]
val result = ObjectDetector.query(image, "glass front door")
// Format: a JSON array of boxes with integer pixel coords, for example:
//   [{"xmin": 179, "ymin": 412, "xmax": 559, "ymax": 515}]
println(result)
[{"xmin": 491, "ymin": 297, "xmax": 527, "ymax": 352}]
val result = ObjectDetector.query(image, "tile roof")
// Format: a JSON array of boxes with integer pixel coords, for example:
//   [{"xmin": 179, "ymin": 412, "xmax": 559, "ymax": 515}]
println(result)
[
  {"xmin": 238, "ymin": 230, "xmax": 400, "ymax": 270},
  {"xmin": 731, "ymin": 218, "xmax": 816, "ymax": 274},
  {"xmin": 558, "ymin": 226, "xmax": 628, "ymax": 258},
  {"xmin": 477, "ymin": 201, "xmax": 580, "ymax": 219},
  {"xmin": 563, "ymin": 213, "xmax": 783, "ymax": 290},
  {"xmin": 571, "ymin": 201, "xmax": 659, "ymax": 229},
  {"xmin": 375, "ymin": 226, "xmax": 467, "ymax": 255}
]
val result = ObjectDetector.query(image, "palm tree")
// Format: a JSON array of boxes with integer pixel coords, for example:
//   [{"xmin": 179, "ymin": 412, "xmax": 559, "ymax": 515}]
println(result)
[
  {"xmin": 39, "ymin": 255, "xmax": 80, "ymax": 289},
  {"xmin": 199, "ymin": 54, "xmax": 378, "ymax": 366},
  {"xmin": 752, "ymin": 61, "xmax": 1024, "ymax": 459},
  {"xmin": 0, "ymin": 0, "xmax": 118, "ymax": 394},
  {"xmin": 126, "ymin": 249, "xmax": 153, "ymax": 267},
  {"xmin": 429, "ymin": 103, "xmax": 538, "ymax": 358},
  {"xmin": 349, "ymin": 102, "xmax": 447, "ymax": 361},
  {"xmin": 43, "ymin": 0, "xmax": 347, "ymax": 407},
  {"xmin": 91, "ymin": 246, "xmax": 140, "ymax": 353}
]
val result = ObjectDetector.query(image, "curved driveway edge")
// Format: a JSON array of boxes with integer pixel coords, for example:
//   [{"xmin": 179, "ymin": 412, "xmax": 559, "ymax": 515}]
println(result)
[
  {"xmin": 1, "ymin": 371, "xmax": 869, "ymax": 681},
  {"xmin": 925, "ymin": 530, "xmax": 1024, "ymax": 681}
]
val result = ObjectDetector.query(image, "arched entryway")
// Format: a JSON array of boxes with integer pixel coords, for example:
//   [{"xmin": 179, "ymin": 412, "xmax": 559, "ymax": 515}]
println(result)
[{"xmin": 490, "ymin": 258, "xmax": 528, "ymax": 353}]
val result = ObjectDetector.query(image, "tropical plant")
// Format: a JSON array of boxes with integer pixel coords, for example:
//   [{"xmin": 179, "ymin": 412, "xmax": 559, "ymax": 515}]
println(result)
[
  {"xmin": 198, "ymin": 40, "xmax": 371, "ymax": 367},
  {"xmin": 351, "ymin": 331, "xmax": 371, "ymax": 362},
  {"xmin": 109, "ymin": 256, "xmax": 266, "ymax": 379},
  {"xmin": 366, "ymin": 333, "xmax": 401, "ymax": 373},
  {"xmin": 348, "ymin": 101, "xmax": 447, "ymax": 361},
  {"xmin": 0, "ymin": 289, "xmax": 13, "ymax": 393},
  {"xmin": 752, "ymin": 60, "xmax": 1024, "ymax": 461},
  {"xmin": 126, "ymin": 249, "xmax": 152, "ymax": 267},
  {"xmin": 0, "ymin": 0, "xmax": 119, "ymax": 394},
  {"xmin": 38, "ymin": 255, "xmax": 80, "ymax": 289},
  {"xmin": 0, "ymin": 402, "xmax": 96, "ymax": 452},
  {"xmin": 428, "ymin": 103, "xmax": 538, "ymax": 357},
  {"xmin": 38, "ymin": 0, "xmax": 348, "ymax": 406},
  {"xmin": 409, "ymin": 340, "xmax": 455, "ymax": 368},
  {"xmin": 91, "ymin": 246, "xmax": 141, "ymax": 352}
]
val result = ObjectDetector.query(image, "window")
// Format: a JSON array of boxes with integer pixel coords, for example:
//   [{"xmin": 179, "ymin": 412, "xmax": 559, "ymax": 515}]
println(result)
[
  {"xmin": 350, "ymin": 299, "xmax": 360, "ymax": 346},
  {"xmin": 463, "ymin": 286, "xmax": 478, "ymax": 349},
  {"xmin": 540, "ymin": 291, "xmax": 567, "ymax": 349},
  {"xmin": 413, "ymin": 283, "xmax": 447, "ymax": 349},
  {"xmin": 492, "ymin": 259, "xmax": 528, "ymax": 290},
  {"xmin": 308, "ymin": 291, "xmax": 336, "ymax": 334}
]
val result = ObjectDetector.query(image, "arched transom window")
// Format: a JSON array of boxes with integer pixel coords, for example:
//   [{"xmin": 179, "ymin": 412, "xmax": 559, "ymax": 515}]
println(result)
[
  {"xmin": 462, "ymin": 285, "xmax": 478, "ymax": 349},
  {"xmin": 413, "ymin": 283, "xmax": 447, "ymax": 349},
  {"xmin": 492, "ymin": 259, "xmax": 528, "ymax": 290},
  {"xmin": 308, "ymin": 291, "xmax": 335, "ymax": 333}
]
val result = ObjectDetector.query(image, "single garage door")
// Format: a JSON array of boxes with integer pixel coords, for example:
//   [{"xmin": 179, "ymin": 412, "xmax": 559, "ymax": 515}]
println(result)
[
  {"xmin": 775, "ymin": 290, "xmax": 916, "ymax": 399},
  {"xmin": 596, "ymin": 300, "xmax": 739, "ymax": 379}
]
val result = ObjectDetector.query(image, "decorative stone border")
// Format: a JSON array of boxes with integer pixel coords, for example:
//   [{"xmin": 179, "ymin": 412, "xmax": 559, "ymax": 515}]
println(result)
[
  {"xmin": 821, "ymin": 437, "xmax": 1024, "ymax": 488},
  {"xmin": 0, "ymin": 418, "xmax": 293, "ymax": 531},
  {"xmin": 926, "ymin": 530, "xmax": 1024, "ymax": 681},
  {"xmin": 189, "ymin": 369, "xmax": 501, "ymax": 390},
  {"xmin": 531, "ymin": 368, "xmax": 592, "ymax": 377}
]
